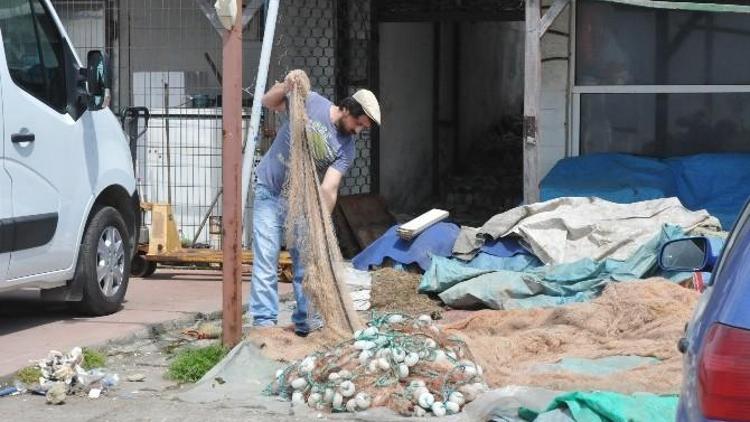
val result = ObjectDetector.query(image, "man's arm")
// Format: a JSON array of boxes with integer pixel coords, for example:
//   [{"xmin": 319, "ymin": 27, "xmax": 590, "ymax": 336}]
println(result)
[
  {"xmin": 261, "ymin": 81, "xmax": 288, "ymax": 112},
  {"xmin": 320, "ymin": 167, "xmax": 344, "ymax": 213}
]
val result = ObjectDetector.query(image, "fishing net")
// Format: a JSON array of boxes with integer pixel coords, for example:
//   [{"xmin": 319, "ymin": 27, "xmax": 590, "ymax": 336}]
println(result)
[
  {"xmin": 266, "ymin": 314, "xmax": 488, "ymax": 417},
  {"xmin": 282, "ymin": 70, "xmax": 362, "ymax": 337},
  {"xmin": 444, "ymin": 278, "xmax": 699, "ymax": 394}
]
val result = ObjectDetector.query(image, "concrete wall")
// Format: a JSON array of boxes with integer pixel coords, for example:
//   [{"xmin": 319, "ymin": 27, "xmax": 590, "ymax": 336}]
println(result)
[
  {"xmin": 379, "ymin": 23, "xmax": 434, "ymax": 213},
  {"xmin": 539, "ymin": 1, "xmax": 572, "ymax": 180},
  {"xmin": 457, "ymin": 22, "xmax": 525, "ymax": 167}
]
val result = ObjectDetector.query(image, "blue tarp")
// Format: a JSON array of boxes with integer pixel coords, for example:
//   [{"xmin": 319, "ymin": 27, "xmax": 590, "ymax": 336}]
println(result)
[
  {"xmin": 540, "ymin": 153, "xmax": 750, "ymax": 229},
  {"xmin": 351, "ymin": 222, "xmax": 460, "ymax": 271},
  {"xmin": 419, "ymin": 225, "xmax": 686, "ymax": 310},
  {"xmin": 352, "ymin": 223, "xmax": 535, "ymax": 271}
]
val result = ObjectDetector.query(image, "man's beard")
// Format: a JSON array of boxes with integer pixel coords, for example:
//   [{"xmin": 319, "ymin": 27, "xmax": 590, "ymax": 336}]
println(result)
[{"xmin": 334, "ymin": 117, "xmax": 355, "ymax": 135}]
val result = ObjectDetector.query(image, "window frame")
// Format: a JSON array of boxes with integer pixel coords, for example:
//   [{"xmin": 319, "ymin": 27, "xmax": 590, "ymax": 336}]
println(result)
[{"xmin": 569, "ymin": 0, "xmax": 750, "ymax": 156}]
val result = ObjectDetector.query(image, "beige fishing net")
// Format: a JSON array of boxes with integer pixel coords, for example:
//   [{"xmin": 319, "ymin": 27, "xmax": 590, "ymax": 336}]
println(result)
[{"xmin": 282, "ymin": 70, "xmax": 362, "ymax": 337}]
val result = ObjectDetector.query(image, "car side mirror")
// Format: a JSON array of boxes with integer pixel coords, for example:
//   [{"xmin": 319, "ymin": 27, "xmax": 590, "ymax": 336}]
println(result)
[
  {"xmin": 659, "ymin": 237, "xmax": 712, "ymax": 272},
  {"xmin": 86, "ymin": 50, "xmax": 111, "ymax": 110}
]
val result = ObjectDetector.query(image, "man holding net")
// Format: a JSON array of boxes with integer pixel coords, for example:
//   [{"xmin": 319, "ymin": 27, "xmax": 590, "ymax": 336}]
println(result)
[{"xmin": 249, "ymin": 69, "xmax": 381, "ymax": 337}]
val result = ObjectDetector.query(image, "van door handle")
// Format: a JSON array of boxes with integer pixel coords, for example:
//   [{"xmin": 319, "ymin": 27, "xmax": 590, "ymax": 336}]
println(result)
[{"xmin": 11, "ymin": 133, "xmax": 35, "ymax": 143}]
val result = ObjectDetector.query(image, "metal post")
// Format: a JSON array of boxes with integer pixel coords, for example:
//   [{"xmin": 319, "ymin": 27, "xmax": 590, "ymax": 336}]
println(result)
[
  {"xmin": 222, "ymin": 0, "xmax": 243, "ymax": 348},
  {"xmin": 241, "ymin": 0, "xmax": 280, "ymax": 214}
]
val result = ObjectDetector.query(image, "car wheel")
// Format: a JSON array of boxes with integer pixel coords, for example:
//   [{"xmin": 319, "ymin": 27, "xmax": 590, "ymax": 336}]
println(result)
[
  {"xmin": 131, "ymin": 252, "xmax": 157, "ymax": 278},
  {"xmin": 72, "ymin": 206, "xmax": 131, "ymax": 316}
]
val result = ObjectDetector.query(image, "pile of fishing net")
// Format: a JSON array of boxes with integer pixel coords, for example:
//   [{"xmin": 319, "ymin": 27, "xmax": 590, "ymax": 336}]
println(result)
[{"xmin": 267, "ymin": 314, "xmax": 488, "ymax": 417}]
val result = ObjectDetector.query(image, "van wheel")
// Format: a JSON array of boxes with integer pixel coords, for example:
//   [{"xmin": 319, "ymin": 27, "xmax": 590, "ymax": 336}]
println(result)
[
  {"xmin": 131, "ymin": 252, "xmax": 157, "ymax": 278},
  {"xmin": 71, "ymin": 206, "xmax": 131, "ymax": 316}
]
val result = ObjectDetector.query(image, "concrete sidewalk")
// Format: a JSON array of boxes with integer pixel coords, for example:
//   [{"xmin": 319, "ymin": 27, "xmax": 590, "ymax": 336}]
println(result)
[{"xmin": 0, "ymin": 270, "xmax": 291, "ymax": 377}]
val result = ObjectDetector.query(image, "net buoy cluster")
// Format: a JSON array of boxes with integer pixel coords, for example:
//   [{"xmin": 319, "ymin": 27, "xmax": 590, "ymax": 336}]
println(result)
[{"xmin": 267, "ymin": 314, "xmax": 488, "ymax": 417}]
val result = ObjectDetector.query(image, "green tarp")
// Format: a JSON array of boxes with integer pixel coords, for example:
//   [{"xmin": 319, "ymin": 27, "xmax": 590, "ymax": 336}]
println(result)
[{"xmin": 520, "ymin": 391, "xmax": 679, "ymax": 422}]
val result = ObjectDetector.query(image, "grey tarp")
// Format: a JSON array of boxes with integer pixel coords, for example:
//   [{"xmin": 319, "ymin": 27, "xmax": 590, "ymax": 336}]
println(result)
[{"xmin": 453, "ymin": 197, "xmax": 719, "ymax": 265}]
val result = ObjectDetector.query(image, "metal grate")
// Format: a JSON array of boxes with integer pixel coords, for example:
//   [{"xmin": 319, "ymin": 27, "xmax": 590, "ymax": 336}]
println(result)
[
  {"xmin": 51, "ymin": 0, "xmax": 376, "ymax": 246},
  {"xmin": 270, "ymin": 0, "xmax": 375, "ymax": 196}
]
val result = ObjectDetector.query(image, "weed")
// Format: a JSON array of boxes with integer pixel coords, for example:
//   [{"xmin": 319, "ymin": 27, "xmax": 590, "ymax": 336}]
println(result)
[
  {"xmin": 82, "ymin": 348, "xmax": 107, "ymax": 370},
  {"xmin": 167, "ymin": 343, "xmax": 228, "ymax": 383}
]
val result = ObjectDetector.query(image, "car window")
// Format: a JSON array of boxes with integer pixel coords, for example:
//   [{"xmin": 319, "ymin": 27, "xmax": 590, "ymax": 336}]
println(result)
[{"xmin": 0, "ymin": 0, "xmax": 67, "ymax": 113}]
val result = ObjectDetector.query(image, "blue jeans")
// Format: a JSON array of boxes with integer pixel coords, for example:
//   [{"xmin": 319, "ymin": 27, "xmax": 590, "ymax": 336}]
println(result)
[{"xmin": 249, "ymin": 184, "xmax": 316, "ymax": 333}]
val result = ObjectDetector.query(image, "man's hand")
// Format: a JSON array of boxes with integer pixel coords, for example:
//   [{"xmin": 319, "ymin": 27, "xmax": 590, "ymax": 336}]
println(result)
[{"xmin": 261, "ymin": 69, "xmax": 310, "ymax": 112}]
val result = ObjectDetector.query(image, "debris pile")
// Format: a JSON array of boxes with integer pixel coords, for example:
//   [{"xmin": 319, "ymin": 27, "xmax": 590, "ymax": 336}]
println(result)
[
  {"xmin": 28, "ymin": 347, "xmax": 119, "ymax": 404},
  {"xmin": 268, "ymin": 314, "xmax": 488, "ymax": 417}
]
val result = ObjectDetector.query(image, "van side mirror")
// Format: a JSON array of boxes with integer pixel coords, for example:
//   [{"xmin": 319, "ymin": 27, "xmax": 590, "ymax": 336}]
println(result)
[
  {"xmin": 86, "ymin": 50, "xmax": 111, "ymax": 110},
  {"xmin": 659, "ymin": 237, "xmax": 712, "ymax": 272}
]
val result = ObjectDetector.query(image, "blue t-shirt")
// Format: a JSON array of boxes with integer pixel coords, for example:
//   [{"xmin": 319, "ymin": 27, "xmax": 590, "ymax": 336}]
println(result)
[{"xmin": 255, "ymin": 92, "xmax": 355, "ymax": 195}]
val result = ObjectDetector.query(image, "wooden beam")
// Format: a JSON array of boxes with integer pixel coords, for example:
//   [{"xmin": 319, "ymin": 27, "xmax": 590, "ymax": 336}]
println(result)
[
  {"xmin": 221, "ymin": 0, "xmax": 243, "ymax": 349},
  {"xmin": 540, "ymin": 0, "xmax": 570, "ymax": 37},
  {"xmin": 524, "ymin": 0, "xmax": 542, "ymax": 204}
]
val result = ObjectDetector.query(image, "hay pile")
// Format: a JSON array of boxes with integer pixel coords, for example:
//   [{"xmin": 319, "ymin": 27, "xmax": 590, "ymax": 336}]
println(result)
[
  {"xmin": 268, "ymin": 314, "xmax": 488, "ymax": 417},
  {"xmin": 370, "ymin": 268, "xmax": 443, "ymax": 316},
  {"xmin": 444, "ymin": 278, "xmax": 698, "ymax": 394},
  {"xmin": 283, "ymin": 70, "xmax": 361, "ymax": 336}
]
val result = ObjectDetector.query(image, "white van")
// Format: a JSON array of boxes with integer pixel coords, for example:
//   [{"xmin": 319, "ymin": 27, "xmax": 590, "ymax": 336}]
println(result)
[{"xmin": 0, "ymin": 0, "xmax": 138, "ymax": 315}]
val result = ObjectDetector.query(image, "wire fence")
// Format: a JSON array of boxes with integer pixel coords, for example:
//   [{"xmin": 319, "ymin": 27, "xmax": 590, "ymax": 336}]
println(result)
[{"xmin": 51, "ymin": 0, "xmax": 375, "ymax": 247}]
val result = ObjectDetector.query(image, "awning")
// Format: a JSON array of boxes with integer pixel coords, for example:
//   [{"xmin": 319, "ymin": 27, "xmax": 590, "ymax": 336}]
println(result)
[{"xmin": 594, "ymin": 0, "xmax": 750, "ymax": 13}]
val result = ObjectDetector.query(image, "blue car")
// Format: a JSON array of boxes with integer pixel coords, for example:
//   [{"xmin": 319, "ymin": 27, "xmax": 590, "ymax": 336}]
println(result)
[{"xmin": 659, "ymin": 204, "xmax": 750, "ymax": 421}]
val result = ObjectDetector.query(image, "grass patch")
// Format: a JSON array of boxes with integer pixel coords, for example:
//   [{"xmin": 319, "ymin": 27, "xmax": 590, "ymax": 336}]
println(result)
[
  {"xmin": 167, "ymin": 344, "xmax": 228, "ymax": 383},
  {"xmin": 15, "ymin": 366, "xmax": 42, "ymax": 385},
  {"xmin": 82, "ymin": 348, "xmax": 107, "ymax": 370}
]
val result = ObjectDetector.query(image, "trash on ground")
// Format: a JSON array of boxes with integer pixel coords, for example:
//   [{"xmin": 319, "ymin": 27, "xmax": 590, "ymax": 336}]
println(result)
[
  {"xmin": 268, "ymin": 314, "xmax": 488, "ymax": 417},
  {"xmin": 0, "ymin": 386, "xmax": 20, "ymax": 397},
  {"xmin": 20, "ymin": 346, "xmax": 121, "ymax": 401},
  {"xmin": 126, "ymin": 373, "xmax": 146, "ymax": 382},
  {"xmin": 344, "ymin": 264, "xmax": 372, "ymax": 311},
  {"xmin": 183, "ymin": 322, "xmax": 223, "ymax": 340},
  {"xmin": 46, "ymin": 382, "xmax": 67, "ymax": 405}
]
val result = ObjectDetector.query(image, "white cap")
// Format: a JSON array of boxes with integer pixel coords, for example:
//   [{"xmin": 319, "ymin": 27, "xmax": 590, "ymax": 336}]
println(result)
[{"xmin": 352, "ymin": 89, "xmax": 381, "ymax": 126}]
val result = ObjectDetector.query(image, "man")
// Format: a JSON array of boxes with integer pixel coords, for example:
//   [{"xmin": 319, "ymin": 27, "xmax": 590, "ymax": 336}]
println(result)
[{"xmin": 250, "ymin": 69, "xmax": 380, "ymax": 336}]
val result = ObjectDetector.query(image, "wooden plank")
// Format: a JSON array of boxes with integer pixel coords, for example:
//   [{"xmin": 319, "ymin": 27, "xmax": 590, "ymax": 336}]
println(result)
[
  {"xmin": 397, "ymin": 209, "xmax": 449, "ymax": 240},
  {"xmin": 524, "ymin": 0, "xmax": 542, "ymax": 204},
  {"xmin": 144, "ymin": 249, "xmax": 293, "ymax": 266},
  {"xmin": 540, "ymin": 0, "xmax": 570, "ymax": 37},
  {"xmin": 337, "ymin": 194, "xmax": 397, "ymax": 249}
]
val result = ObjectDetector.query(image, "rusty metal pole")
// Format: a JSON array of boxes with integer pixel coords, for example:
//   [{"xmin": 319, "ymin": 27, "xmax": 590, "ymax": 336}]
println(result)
[{"xmin": 222, "ymin": 0, "xmax": 243, "ymax": 348}]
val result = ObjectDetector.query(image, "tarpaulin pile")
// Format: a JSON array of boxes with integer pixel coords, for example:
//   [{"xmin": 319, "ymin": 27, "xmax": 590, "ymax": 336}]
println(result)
[
  {"xmin": 418, "ymin": 197, "xmax": 719, "ymax": 310},
  {"xmin": 541, "ymin": 153, "xmax": 750, "ymax": 229}
]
